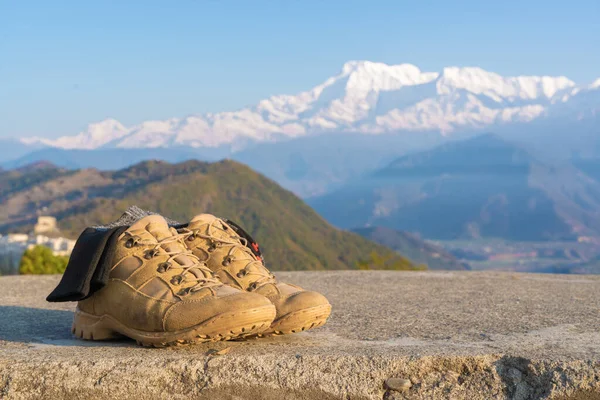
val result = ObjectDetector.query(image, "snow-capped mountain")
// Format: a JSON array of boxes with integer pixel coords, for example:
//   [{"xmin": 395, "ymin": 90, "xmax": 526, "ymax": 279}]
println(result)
[
  {"xmin": 22, "ymin": 119, "xmax": 129, "ymax": 150},
  {"xmin": 23, "ymin": 61, "xmax": 598, "ymax": 150}
]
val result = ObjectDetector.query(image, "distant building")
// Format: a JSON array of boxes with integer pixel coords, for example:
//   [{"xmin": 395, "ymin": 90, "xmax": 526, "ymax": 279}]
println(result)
[
  {"xmin": 34, "ymin": 216, "xmax": 60, "ymax": 235},
  {"xmin": 0, "ymin": 216, "xmax": 75, "ymax": 275}
]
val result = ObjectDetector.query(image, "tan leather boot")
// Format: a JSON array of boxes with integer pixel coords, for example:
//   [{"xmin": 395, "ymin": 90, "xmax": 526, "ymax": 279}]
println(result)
[
  {"xmin": 71, "ymin": 215, "xmax": 276, "ymax": 346},
  {"xmin": 181, "ymin": 214, "xmax": 331, "ymax": 335}
]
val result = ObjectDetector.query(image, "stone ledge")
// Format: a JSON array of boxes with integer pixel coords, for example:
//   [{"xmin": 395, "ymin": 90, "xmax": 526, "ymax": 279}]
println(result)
[{"xmin": 1, "ymin": 271, "xmax": 599, "ymax": 399}]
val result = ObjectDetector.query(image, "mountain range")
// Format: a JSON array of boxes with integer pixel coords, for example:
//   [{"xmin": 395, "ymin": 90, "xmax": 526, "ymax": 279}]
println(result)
[
  {"xmin": 18, "ymin": 61, "xmax": 598, "ymax": 151},
  {"xmin": 2, "ymin": 61, "xmax": 599, "ymax": 198},
  {"xmin": 310, "ymin": 134, "xmax": 600, "ymax": 241},
  {"xmin": 3, "ymin": 61, "xmax": 600, "ymax": 274},
  {"xmin": 2, "ymin": 61, "xmax": 600, "ymax": 248}
]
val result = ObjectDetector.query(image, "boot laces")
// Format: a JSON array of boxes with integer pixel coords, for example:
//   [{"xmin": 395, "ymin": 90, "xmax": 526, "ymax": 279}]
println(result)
[
  {"xmin": 185, "ymin": 218, "xmax": 275, "ymax": 291},
  {"xmin": 124, "ymin": 231, "xmax": 221, "ymax": 295}
]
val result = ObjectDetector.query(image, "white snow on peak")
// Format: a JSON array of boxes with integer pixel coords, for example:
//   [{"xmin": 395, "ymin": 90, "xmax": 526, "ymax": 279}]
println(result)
[
  {"xmin": 437, "ymin": 67, "xmax": 575, "ymax": 100},
  {"xmin": 341, "ymin": 61, "xmax": 439, "ymax": 92},
  {"xmin": 23, "ymin": 61, "xmax": 595, "ymax": 150},
  {"xmin": 29, "ymin": 119, "xmax": 129, "ymax": 150}
]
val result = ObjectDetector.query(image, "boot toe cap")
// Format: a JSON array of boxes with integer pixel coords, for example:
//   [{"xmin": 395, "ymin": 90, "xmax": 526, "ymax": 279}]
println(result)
[
  {"xmin": 164, "ymin": 291, "xmax": 275, "ymax": 332},
  {"xmin": 275, "ymin": 290, "xmax": 331, "ymax": 318}
]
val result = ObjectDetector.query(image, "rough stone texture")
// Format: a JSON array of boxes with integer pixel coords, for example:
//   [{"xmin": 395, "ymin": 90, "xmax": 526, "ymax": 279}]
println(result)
[{"xmin": 0, "ymin": 271, "xmax": 599, "ymax": 399}]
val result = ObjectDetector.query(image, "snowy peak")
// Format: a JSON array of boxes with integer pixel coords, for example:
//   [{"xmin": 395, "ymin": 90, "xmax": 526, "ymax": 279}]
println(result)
[
  {"xmin": 340, "ymin": 61, "xmax": 439, "ymax": 92},
  {"xmin": 25, "ymin": 119, "xmax": 129, "ymax": 150},
  {"xmin": 437, "ymin": 66, "xmax": 575, "ymax": 100},
  {"xmin": 21, "ymin": 61, "xmax": 598, "ymax": 150}
]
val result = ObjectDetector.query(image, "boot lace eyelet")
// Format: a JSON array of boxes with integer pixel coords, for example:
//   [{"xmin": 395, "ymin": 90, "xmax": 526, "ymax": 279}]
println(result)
[
  {"xmin": 171, "ymin": 275, "xmax": 183, "ymax": 285},
  {"xmin": 237, "ymin": 269, "xmax": 247, "ymax": 278},
  {"xmin": 145, "ymin": 249, "xmax": 159, "ymax": 259},
  {"xmin": 125, "ymin": 237, "xmax": 139, "ymax": 248},
  {"xmin": 208, "ymin": 241, "xmax": 222, "ymax": 251},
  {"xmin": 177, "ymin": 287, "xmax": 190, "ymax": 296},
  {"xmin": 223, "ymin": 256, "xmax": 234, "ymax": 266},
  {"xmin": 247, "ymin": 282, "xmax": 257, "ymax": 291},
  {"xmin": 187, "ymin": 230, "xmax": 199, "ymax": 241},
  {"xmin": 157, "ymin": 262, "xmax": 171, "ymax": 273}
]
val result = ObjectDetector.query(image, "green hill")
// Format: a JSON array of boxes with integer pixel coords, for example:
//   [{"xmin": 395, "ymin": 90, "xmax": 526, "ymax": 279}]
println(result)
[
  {"xmin": 0, "ymin": 161, "xmax": 71, "ymax": 202},
  {"xmin": 0, "ymin": 159, "xmax": 419, "ymax": 271}
]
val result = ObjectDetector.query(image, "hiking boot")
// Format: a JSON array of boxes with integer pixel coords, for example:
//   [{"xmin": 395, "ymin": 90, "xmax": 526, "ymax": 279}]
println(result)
[
  {"xmin": 70, "ymin": 215, "xmax": 276, "ymax": 346},
  {"xmin": 181, "ymin": 214, "xmax": 331, "ymax": 335}
]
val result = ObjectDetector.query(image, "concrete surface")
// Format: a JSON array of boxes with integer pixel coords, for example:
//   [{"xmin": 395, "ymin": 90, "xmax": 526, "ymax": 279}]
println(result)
[{"xmin": 0, "ymin": 271, "xmax": 599, "ymax": 399}]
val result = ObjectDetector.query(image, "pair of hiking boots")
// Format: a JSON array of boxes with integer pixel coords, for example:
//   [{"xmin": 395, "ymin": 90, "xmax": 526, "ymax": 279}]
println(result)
[{"xmin": 47, "ymin": 212, "xmax": 331, "ymax": 347}]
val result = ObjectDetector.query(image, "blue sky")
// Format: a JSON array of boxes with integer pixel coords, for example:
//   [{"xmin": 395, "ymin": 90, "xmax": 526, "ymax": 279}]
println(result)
[{"xmin": 1, "ymin": 0, "xmax": 599, "ymax": 139}]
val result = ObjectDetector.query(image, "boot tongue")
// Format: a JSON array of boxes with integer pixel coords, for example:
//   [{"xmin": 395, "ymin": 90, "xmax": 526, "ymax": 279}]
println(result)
[
  {"xmin": 128, "ymin": 215, "xmax": 172, "ymax": 241},
  {"xmin": 189, "ymin": 213, "xmax": 237, "ymax": 242},
  {"xmin": 189, "ymin": 213, "xmax": 220, "ymax": 228},
  {"xmin": 127, "ymin": 216, "xmax": 186, "ymax": 252},
  {"xmin": 147, "ymin": 221, "xmax": 173, "ymax": 241}
]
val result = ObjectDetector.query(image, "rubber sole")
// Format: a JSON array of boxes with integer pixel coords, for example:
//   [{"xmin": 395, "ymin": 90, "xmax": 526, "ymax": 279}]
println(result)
[
  {"xmin": 72, "ymin": 305, "xmax": 276, "ymax": 347},
  {"xmin": 264, "ymin": 303, "xmax": 332, "ymax": 335}
]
